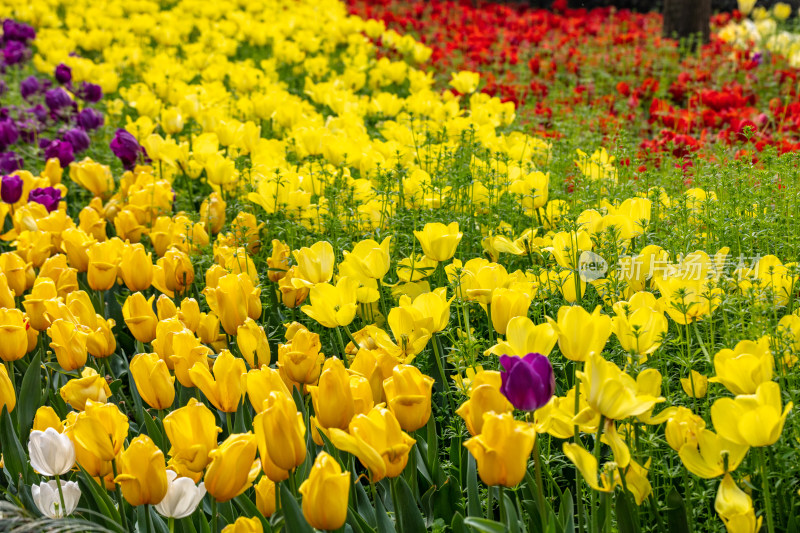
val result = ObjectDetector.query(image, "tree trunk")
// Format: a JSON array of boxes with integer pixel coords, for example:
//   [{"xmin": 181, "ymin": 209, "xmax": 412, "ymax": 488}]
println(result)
[{"xmin": 662, "ymin": 0, "xmax": 712, "ymax": 44}]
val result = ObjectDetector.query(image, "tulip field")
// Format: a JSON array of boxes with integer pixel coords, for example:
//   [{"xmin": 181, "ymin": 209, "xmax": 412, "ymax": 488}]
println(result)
[{"xmin": 3, "ymin": 0, "xmax": 800, "ymax": 530}]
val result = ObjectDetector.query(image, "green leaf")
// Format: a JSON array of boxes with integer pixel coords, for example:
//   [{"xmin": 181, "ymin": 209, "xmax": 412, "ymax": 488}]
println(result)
[
  {"xmin": 392, "ymin": 476, "xmax": 426, "ymax": 532},
  {"xmin": 354, "ymin": 480, "xmax": 377, "ymax": 528},
  {"xmin": 615, "ymin": 491, "xmax": 641, "ymax": 533},
  {"xmin": 142, "ymin": 411, "xmax": 165, "ymax": 453},
  {"xmin": 375, "ymin": 486, "xmax": 397, "ymax": 533},
  {"xmin": 1, "ymin": 406, "xmax": 29, "ymax": 485},
  {"xmin": 234, "ymin": 493, "xmax": 271, "ymax": 532},
  {"xmin": 503, "ymin": 493, "xmax": 521, "ymax": 533},
  {"xmin": 463, "ymin": 517, "xmax": 508, "ymax": 533},
  {"xmin": 234, "ymin": 398, "xmax": 247, "ymax": 433},
  {"xmin": 558, "ymin": 488, "xmax": 575, "ymax": 533},
  {"xmin": 279, "ymin": 482, "xmax": 314, "ymax": 533},
  {"xmin": 346, "ymin": 508, "xmax": 371, "ymax": 533},
  {"xmin": 665, "ymin": 487, "xmax": 690, "ymax": 533},
  {"xmin": 77, "ymin": 464, "xmax": 121, "ymax": 525},
  {"xmin": 17, "ymin": 352, "xmax": 41, "ymax": 437},
  {"xmin": 451, "ymin": 512, "xmax": 469, "ymax": 533},
  {"xmin": 466, "ymin": 452, "xmax": 482, "ymax": 518}
]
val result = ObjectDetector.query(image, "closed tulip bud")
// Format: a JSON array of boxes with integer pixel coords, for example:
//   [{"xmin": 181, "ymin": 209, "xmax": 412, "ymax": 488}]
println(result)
[
  {"xmin": 157, "ymin": 294, "xmax": 178, "ymax": 321},
  {"xmin": 681, "ymin": 370, "xmax": 708, "ymax": 399},
  {"xmin": 60, "ymin": 228, "xmax": 95, "ymax": 272},
  {"xmin": 490, "ymin": 288, "xmax": 531, "ymax": 335},
  {"xmin": 414, "ymin": 222, "xmax": 463, "ymax": 262},
  {"xmin": 546, "ymin": 305, "xmax": 612, "ymax": 362},
  {"xmin": 32, "ymin": 480, "xmax": 81, "ymax": 518},
  {"xmin": 464, "ymin": 412, "xmax": 536, "ymax": 487},
  {"xmin": 0, "ymin": 272, "xmax": 15, "ymax": 309},
  {"xmin": 123, "ymin": 292, "xmax": 158, "ymax": 344},
  {"xmin": 329, "ymin": 406, "xmax": 415, "ymax": 482},
  {"xmin": 131, "ymin": 353, "xmax": 175, "ymax": 410},
  {"xmin": 715, "ymin": 474, "xmax": 761, "ymax": 533},
  {"xmin": 0, "ymin": 252, "xmax": 27, "ymax": 296},
  {"xmin": 222, "ymin": 517, "xmax": 263, "ymax": 533},
  {"xmin": 154, "ymin": 469, "xmax": 206, "ymax": 519},
  {"xmin": 69, "ymin": 158, "xmax": 115, "ymax": 200},
  {"xmin": 178, "ymin": 298, "xmax": 200, "ymax": 332},
  {"xmin": 277, "ymin": 326, "xmax": 324, "ymax": 385},
  {"xmin": 204, "ymin": 433, "xmax": 260, "ymax": 502},
  {"xmin": 709, "ymin": 338, "xmax": 773, "ymax": 395},
  {"xmin": 254, "ymin": 391, "xmax": 306, "ymax": 477},
  {"xmin": 301, "ymin": 277, "xmax": 359, "ymax": 328},
  {"xmin": 712, "ymin": 381, "xmax": 792, "ymax": 447},
  {"xmin": 309, "ymin": 357, "xmax": 355, "ymax": 432},
  {"xmin": 299, "ymin": 451, "xmax": 349, "ymax": 531},
  {"xmin": 48, "ymin": 319, "xmax": 89, "ymax": 371},
  {"xmin": 72, "ymin": 400, "xmax": 129, "ymax": 462},
  {"xmin": 205, "ymin": 273, "xmax": 262, "ymax": 336},
  {"xmin": 86, "ymin": 238, "xmax": 124, "ymax": 291},
  {"xmin": 65, "ymin": 290, "xmax": 96, "ymax": 328},
  {"xmin": 114, "ymin": 208, "xmax": 146, "ymax": 243},
  {"xmin": 237, "ymin": 318, "xmax": 271, "ymax": 369},
  {"xmin": 114, "ymin": 434, "xmax": 168, "ymax": 506},
  {"xmin": 33, "ymin": 406, "xmax": 64, "ymax": 432},
  {"xmin": 161, "ymin": 107, "xmax": 184, "ymax": 134},
  {"xmin": 255, "ymin": 477, "xmax": 276, "ymax": 517},
  {"xmin": 87, "ymin": 317, "xmax": 116, "ymax": 358},
  {"xmin": 163, "ymin": 398, "xmax": 221, "ymax": 475},
  {"xmin": 197, "ymin": 312, "xmax": 220, "ymax": 345},
  {"xmin": 120, "ymin": 243, "xmax": 153, "ymax": 291},
  {"xmin": 26, "ymin": 323, "xmax": 38, "ymax": 354},
  {"xmin": 499, "ymin": 353, "xmax": 555, "ymax": 412},
  {"xmin": 21, "ymin": 278, "xmax": 56, "ymax": 332},
  {"xmin": 189, "ymin": 350, "xmax": 245, "ymax": 413},
  {"xmin": 28, "ymin": 427, "xmax": 76, "ymax": 476},
  {"xmin": 158, "ymin": 249, "xmax": 195, "ymax": 295},
  {"xmin": 292, "ymin": 240, "xmax": 335, "ymax": 286},
  {"xmin": 199, "ymin": 192, "xmax": 226, "ymax": 234},
  {"xmin": 60, "ymin": 367, "xmax": 111, "ymax": 411},
  {"xmin": 277, "ymin": 267, "xmax": 309, "ymax": 308},
  {"xmin": 383, "ymin": 365, "xmax": 434, "ymax": 431},
  {"xmin": 0, "ymin": 308, "xmax": 29, "ymax": 361},
  {"xmin": 266, "ymin": 239, "xmax": 290, "ymax": 282},
  {"xmin": 245, "ymin": 368, "xmax": 292, "ymax": 415}
]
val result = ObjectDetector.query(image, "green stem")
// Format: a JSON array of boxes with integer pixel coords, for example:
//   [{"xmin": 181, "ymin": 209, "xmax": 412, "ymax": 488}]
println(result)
[
  {"xmin": 486, "ymin": 303, "xmax": 495, "ymax": 345},
  {"xmin": 574, "ymin": 365, "xmax": 585, "ymax": 533},
  {"xmin": 226, "ymin": 412, "xmax": 234, "ymax": 436},
  {"xmin": 169, "ymin": 517, "xmax": 175, "ymax": 533},
  {"xmin": 335, "ymin": 327, "xmax": 348, "ymax": 364},
  {"xmin": 54, "ymin": 473, "xmax": 67, "ymax": 517},
  {"xmin": 498, "ymin": 486, "xmax": 506, "ymax": 525},
  {"xmin": 112, "ymin": 459, "xmax": 129, "ymax": 531},
  {"xmin": 147, "ymin": 504, "xmax": 154, "ymax": 533},
  {"xmin": 533, "ymin": 436, "xmax": 548, "ymax": 530},
  {"xmin": 760, "ymin": 448, "xmax": 775, "ymax": 533},
  {"xmin": 211, "ymin": 498, "xmax": 218, "ymax": 533},
  {"xmin": 431, "ymin": 334, "xmax": 455, "ymax": 413},
  {"xmin": 592, "ymin": 415, "xmax": 606, "ymax": 533}
]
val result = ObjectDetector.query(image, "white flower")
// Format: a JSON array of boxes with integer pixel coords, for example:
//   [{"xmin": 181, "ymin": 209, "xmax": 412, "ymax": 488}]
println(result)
[
  {"xmin": 154, "ymin": 470, "xmax": 206, "ymax": 519},
  {"xmin": 32, "ymin": 480, "xmax": 81, "ymax": 518},
  {"xmin": 28, "ymin": 427, "xmax": 75, "ymax": 477}
]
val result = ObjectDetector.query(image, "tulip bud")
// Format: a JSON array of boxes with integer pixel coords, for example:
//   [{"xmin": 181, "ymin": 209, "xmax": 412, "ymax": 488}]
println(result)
[
  {"xmin": 309, "ymin": 358, "xmax": 355, "ymax": 433},
  {"xmin": 266, "ymin": 239, "xmax": 290, "ymax": 282},
  {"xmin": 498, "ymin": 353, "xmax": 555, "ymax": 412},
  {"xmin": 204, "ymin": 273, "xmax": 262, "ymax": 336},
  {"xmin": 0, "ymin": 308, "xmax": 29, "ymax": 361},
  {"xmin": 114, "ymin": 434, "xmax": 169, "ymax": 506},
  {"xmin": 200, "ymin": 192, "xmax": 226, "ymax": 234},
  {"xmin": 178, "ymin": 298, "xmax": 201, "ymax": 332},
  {"xmin": 123, "ymin": 292, "xmax": 158, "ymax": 344},
  {"xmin": 0, "ymin": 251, "xmax": 27, "ymax": 297},
  {"xmin": 413, "ymin": 222, "xmax": 463, "ymax": 262},
  {"xmin": 120, "ymin": 243, "xmax": 154, "ymax": 291},
  {"xmin": 28, "ymin": 427, "xmax": 76, "ymax": 476},
  {"xmin": 157, "ymin": 294, "xmax": 178, "ymax": 321},
  {"xmin": 464, "ymin": 412, "xmax": 536, "ymax": 487},
  {"xmin": 131, "ymin": 353, "xmax": 175, "ymax": 410},
  {"xmin": 33, "ymin": 406, "xmax": 64, "ymax": 432},
  {"xmin": 237, "ymin": 318, "xmax": 271, "ymax": 369},
  {"xmin": 154, "ymin": 470, "xmax": 206, "ymax": 519},
  {"xmin": 222, "ymin": 517, "xmax": 263, "ymax": 533},
  {"xmin": 277, "ymin": 325, "xmax": 324, "ymax": 385},
  {"xmin": 244, "ymin": 366, "xmax": 291, "ymax": 412},
  {"xmin": 158, "ymin": 249, "xmax": 195, "ymax": 296},
  {"xmin": 298, "ymin": 451, "xmax": 349, "ymax": 531},
  {"xmin": 86, "ymin": 238, "xmax": 124, "ymax": 291},
  {"xmin": 204, "ymin": 433, "xmax": 260, "ymax": 502},
  {"xmin": 71, "ymin": 400, "xmax": 129, "ymax": 462},
  {"xmin": 383, "ymin": 365, "xmax": 434, "ymax": 432},
  {"xmin": 32, "ymin": 480, "xmax": 81, "ymax": 518},
  {"xmin": 255, "ymin": 477, "xmax": 276, "ymax": 517},
  {"xmin": 48, "ymin": 319, "xmax": 89, "ymax": 371},
  {"xmin": 254, "ymin": 391, "xmax": 306, "ymax": 479}
]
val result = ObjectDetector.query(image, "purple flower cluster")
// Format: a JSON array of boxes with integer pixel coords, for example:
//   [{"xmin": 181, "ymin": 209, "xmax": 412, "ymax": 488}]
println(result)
[{"xmin": 0, "ymin": 19, "xmax": 106, "ymax": 176}]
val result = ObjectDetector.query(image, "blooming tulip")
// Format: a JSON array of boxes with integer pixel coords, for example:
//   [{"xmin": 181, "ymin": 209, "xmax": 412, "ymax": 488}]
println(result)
[
  {"xmin": 32, "ymin": 480, "xmax": 81, "ymax": 518},
  {"xmin": 277, "ymin": 325, "xmax": 324, "ymax": 385},
  {"xmin": 715, "ymin": 474, "xmax": 761, "ymax": 533},
  {"xmin": 678, "ymin": 429, "xmax": 749, "ymax": 479},
  {"xmin": 254, "ymin": 391, "xmax": 306, "ymax": 480},
  {"xmin": 204, "ymin": 433, "xmax": 260, "ymax": 502},
  {"xmin": 301, "ymin": 277, "xmax": 360, "ymax": 328},
  {"xmin": 711, "ymin": 381, "xmax": 792, "ymax": 447},
  {"xmin": 299, "ymin": 451, "xmax": 350, "ymax": 531},
  {"xmin": 464, "ymin": 412, "xmax": 536, "ymax": 487},
  {"xmin": 414, "ymin": 222, "xmax": 462, "ymax": 262},
  {"xmin": 547, "ymin": 305, "xmax": 611, "ymax": 362},
  {"xmin": 60, "ymin": 367, "xmax": 111, "ymax": 411},
  {"xmin": 487, "ymin": 317, "xmax": 557, "ymax": 359},
  {"xmin": 499, "ymin": 353, "xmax": 555, "ymax": 412},
  {"xmin": 154, "ymin": 469, "xmax": 206, "ymax": 519},
  {"xmin": 237, "ymin": 318, "xmax": 271, "ymax": 369},
  {"xmin": 577, "ymin": 352, "xmax": 663, "ymax": 420},
  {"xmin": 456, "ymin": 370, "xmax": 513, "ymax": 435},
  {"xmin": 383, "ymin": 364, "xmax": 435, "ymax": 431},
  {"xmin": 204, "ymin": 272, "xmax": 262, "ymax": 336},
  {"xmin": 163, "ymin": 399, "xmax": 220, "ymax": 476},
  {"xmin": 114, "ymin": 435, "xmax": 168, "ymax": 506},
  {"xmin": 292, "ymin": 240, "xmax": 335, "ymax": 287},
  {"xmin": 28, "ymin": 427, "xmax": 75, "ymax": 476},
  {"xmin": 188, "ymin": 350, "xmax": 246, "ymax": 413},
  {"xmin": 681, "ymin": 370, "xmax": 708, "ymax": 398},
  {"xmin": 130, "ymin": 353, "xmax": 175, "ymax": 410},
  {"xmin": 344, "ymin": 236, "xmax": 392, "ymax": 279},
  {"xmin": 709, "ymin": 338, "xmax": 773, "ymax": 395}
]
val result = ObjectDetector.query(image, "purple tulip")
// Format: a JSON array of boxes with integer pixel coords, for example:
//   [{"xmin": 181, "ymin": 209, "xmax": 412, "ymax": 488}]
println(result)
[
  {"xmin": 0, "ymin": 120, "xmax": 18, "ymax": 150},
  {"xmin": 110, "ymin": 129, "xmax": 143, "ymax": 170},
  {"xmin": 26, "ymin": 104, "xmax": 48, "ymax": 124},
  {"xmin": 2, "ymin": 20, "xmax": 35, "ymax": 42},
  {"xmin": 54, "ymin": 64, "xmax": 71, "ymax": 85},
  {"xmin": 44, "ymin": 139, "xmax": 74, "ymax": 167},
  {"xmin": 0, "ymin": 151, "xmax": 22, "ymax": 174},
  {"xmin": 2, "ymin": 41, "xmax": 26, "ymax": 65},
  {"xmin": 62, "ymin": 128, "xmax": 90, "ymax": 153},
  {"xmin": 76, "ymin": 82, "xmax": 102, "ymax": 103},
  {"xmin": 0, "ymin": 174, "xmax": 22, "ymax": 204},
  {"xmin": 499, "ymin": 353, "xmax": 555, "ymax": 412},
  {"xmin": 44, "ymin": 88, "xmax": 72, "ymax": 112},
  {"xmin": 76, "ymin": 108, "xmax": 103, "ymax": 130},
  {"xmin": 28, "ymin": 187, "xmax": 61, "ymax": 212},
  {"xmin": 20, "ymin": 76, "xmax": 40, "ymax": 100}
]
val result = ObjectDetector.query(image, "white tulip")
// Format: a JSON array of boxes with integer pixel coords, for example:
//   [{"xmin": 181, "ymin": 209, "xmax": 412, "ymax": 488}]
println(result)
[
  {"xmin": 32, "ymin": 480, "xmax": 81, "ymax": 518},
  {"xmin": 28, "ymin": 427, "xmax": 76, "ymax": 477},
  {"xmin": 154, "ymin": 470, "xmax": 207, "ymax": 519}
]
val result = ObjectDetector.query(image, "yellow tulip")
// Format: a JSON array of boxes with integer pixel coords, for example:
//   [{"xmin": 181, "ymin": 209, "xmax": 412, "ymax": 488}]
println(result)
[
  {"xmin": 163, "ymin": 398, "xmax": 221, "ymax": 476},
  {"xmin": 277, "ymin": 267, "xmax": 309, "ymax": 308},
  {"xmin": 301, "ymin": 277, "xmax": 359, "ymax": 328},
  {"xmin": 87, "ymin": 316, "xmax": 116, "ymax": 359},
  {"xmin": 71, "ymin": 400, "xmax": 129, "ymax": 462},
  {"xmin": 614, "ymin": 459, "xmax": 652, "ymax": 505},
  {"xmin": 678, "ymin": 429, "xmax": 749, "ymax": 479},
  {"xmin": 255, "ymin": 476, "xmax": 276, "ymax": 517},
  {"xmin": 21, "ymin": 278, "xmax": 57, "ymax": 332},
  {"xmin": 486, "ymin": 316, "xmax": 557, "ymax": 358},
  {"xmin": 222, "ymin": 517, "xmax": 262, "ymax": 533},
  {"xmin": 577, "ymin": 352, "xmax": 663, "ymax": 420},
  {"xmin": 489, "ymin": 287, "xmax": 532, "ymax": 336},
  {"xmin": 549, "ymin": 231, "xmax": 592, "ymax": 269},
  {"xmin": 0, "ymin": 308, "xmax": 29, "ymax": 361},
  {"xmin": 399, "ymin": 287, "xmax": 451, "ymax": 333},
  {"xmin": 656, "ymin": 277, "xmax": 722, "ymax": 325},
  {"xmin": 414, "ymin": 222, "xmax": 463, "ymax": 262},
  {"xmin": 114, "ymin": 435, "xmax": 168, "ymax": 506},
  {"xmin": 308, "ymin": 357, "xmax": 358, "ymax": 433},
  {"xmin": 715, "ymin": 474, "xmax": 762, "ymax": 533},
  {"xmin": 188, "ymin": 350, "xmax": 246, "ymax": 413},
  {"xmin": 120, "ymin": 243, "xmax": 153, "ymax": 292},
  {"xmin": 681, "ymin": 370, "xmax": 708, "ymax": 398},
  {"xmin": 329, "ymin": 406, "xmax": 415, "ymax": 482},
  {"xmin": 292, "ymin": 240, "xmax": 335, "ymax": 287},
  {"xmin": 455, "ymin": 371, "xmax": 513, "ymax": 436},
  {"xmin": 299, "ymin": 451, "xmax": 350, "ymax": 531},
  {"xmin": 130, "ymin": 353, "xmax": 175, "ymax": 410},
  {"xmin": 204, "ymin": 433, "xmax": 260, "ymax": 502},
  {"xmin": 60, "ymin": 367, "xmax": 111, "ymax": 411},
  {"xmin": 33, "ymin": 406, "xmax": 64, "ymax": 432},
  {"xmin": 254, "ymin": 391, "xmax": 306, "ymax": 478},
  {"xmin": 343, "ymin": 236, "xmax": 392, "ymax": 279},
  {"xmin": 123, "ymin": 292, "xmax": 158, "ymax": 344},
  {"xmin": 237, "ymin": 318, "xmax": 271, "ymax": 369},
  {"xmin": 157, "ymin": 249, "xmax": 195, "ymax": 296},
  {"xmin": 383, "ymin": 364, "xmax": 434, "ymax": 432},
  {"xmin": 86, "ymin": 238, "xmax": 124, "ymax": 291},
  {"xmin": 0, "ymin": 272, "xmax": 14, "ymax": 310},
  {"xmin": 563, "ymin": 442, "xmax": 616, "ymax": 493},
  {"xmin": 69, "ymin": 158, "xmax": 115, "ymax": 199},
  {"xmin": 709, "ymin": 338, "xmax": 773, "ymax": 395},
  {"xmin": 0, "ymin": 364, "xmax": 15, "ymax": 413},
  {"xmin": 204, "ymin": 273, "xmax": 262, "ymax": 336},
  {"xmin": 64, "ymin": 411, "xmax": 112, "ymax": 478},
  {"xmin": 464, "ymin": 412, "xmax": 536, "ymax": 487},
  {"xmin": 0, "ymin": 251, "xmax": 27, "ymax": 296},
  {"xmin": 611, "ymin": 292, "xmax": 668, "ymax": 358},
  {"xmin": 200, "ymin": 192, "xmax": 226, "ymax": 234},
  {"xmin": 48, "ymin": 319, "xmax": 89, "ymax": 371},
  {"xmin": 711, "ymin": 381, "xmax": 792, "ymax": 447},
  {"xmin": 277, "ymin": 325, "xmax": 324, "ymax": 385},
  {"xmin": 547, "ymin": 305, "xmax": 611, "ymax": 362},
  {"xmin": 665, "ymin": 407, "xmax": 706, "ymax": 452},
  {"xmin": 244, "ymin": 366, "xmax": 291, "ymax": 412}
]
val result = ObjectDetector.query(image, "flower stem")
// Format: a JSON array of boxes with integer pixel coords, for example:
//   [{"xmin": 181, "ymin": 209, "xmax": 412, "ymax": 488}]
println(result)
[
  {"xmin": 533, "ymin": 436, "xmax": 548, "ymax": 530},
  {"xmin": 226, "ymin": 412, "xmax": 233, "ymax": 436},
  {"xmin": 760, "ymin": 448, "xmax": 775, "ymax": 533},
  {"xmin": 498, "ymin": 486, "xmax": 506, "ymax": 525},
  {"xmin": 54, "ymin": 473, "xmax": 67, "ymax": 517},
  {"xmin": 211, "ymin": 498, "xmax": 218, "ymax": 533},
  {"xmin": 169, "ymin": 517, "xmax": 175, "ymax": 533},
  {"xmin": 431, "ymin": 334, "xmax": 454, "ymax": 413},
  {"xmin": 112, "ymin": 459, "xmax": 129, "ymax": 531},
  {"xmin": 573, "ymin": 365, "xmax": 584, "ymax": 533},
  {"xmin": 591, "ymin": 415, "xmax": 606, "ymax": 533}
]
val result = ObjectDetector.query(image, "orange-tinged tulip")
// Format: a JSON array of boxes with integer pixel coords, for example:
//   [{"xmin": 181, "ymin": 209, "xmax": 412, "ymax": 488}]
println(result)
[
  {"xmin": 299, "ymin": 451, "xmax": 349, "ymax": 531},
  {"xmin": 130, "ymin": 353, "xmax": 175, "ymax": 410},
  {"xmin": 188, "ymin": 350, "xmax": 246, "ymax": 413},
  {"xmin": 114, "ymin": 435, "xmax": 168, "ymax": 506},
  {"xmin": 204, "ymin": 433, "xmax": 260, "ymax": 502},
  {"xmin": 464, "ymin": 412, "xmax": 536, "ymax": 487},
  {"xmin": 254, "ymin": 391, "xmax": 306, "ymax": 478}
]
